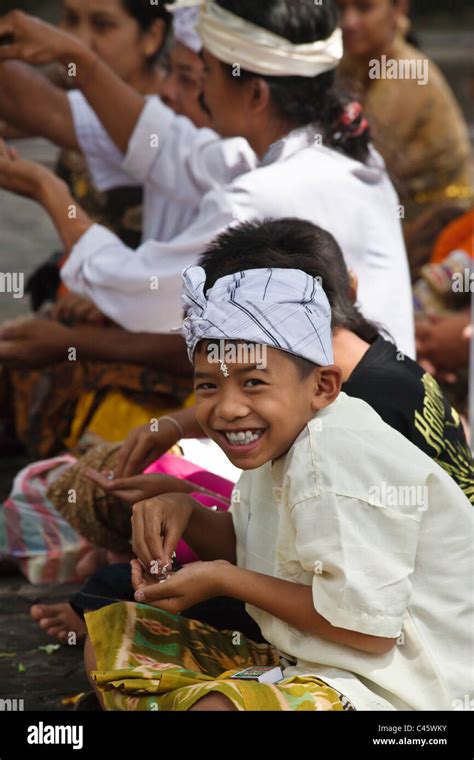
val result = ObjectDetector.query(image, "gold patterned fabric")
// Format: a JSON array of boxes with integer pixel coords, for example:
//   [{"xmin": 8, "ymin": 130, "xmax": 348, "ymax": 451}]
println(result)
[
  {"xmin": 338, "ymin": 38, "xmax": 472, "ymax": 271},
  {"xmin": 0, "ymin": 360, "xmax": 192, "ymax": 459}
]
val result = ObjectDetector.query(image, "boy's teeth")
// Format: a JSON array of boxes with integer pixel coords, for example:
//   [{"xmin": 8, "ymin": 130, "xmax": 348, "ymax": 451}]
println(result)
[{"xmin": 225, "ymin": 430, "xmax": 262, "ymax": 445}]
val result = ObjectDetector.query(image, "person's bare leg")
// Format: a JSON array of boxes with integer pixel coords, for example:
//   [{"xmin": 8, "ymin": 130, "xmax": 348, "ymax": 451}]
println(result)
[
  {"xmin": 76, "ymin": 548, "xmax": 108, "ymax": 579},
  {"xmin": 84, "ymin": 634, "xmax": 106, "ymax": 709},
  {"xmin": 106, "ymin": 551, "xmax": 134, "ymax": 564},
  {"xmin": 189, "ymin": 693, "xmax": 237, "ymax": 711},
  {"xmin": 31, "ymin": 603, "xmax": 86, "ymax": 642}
]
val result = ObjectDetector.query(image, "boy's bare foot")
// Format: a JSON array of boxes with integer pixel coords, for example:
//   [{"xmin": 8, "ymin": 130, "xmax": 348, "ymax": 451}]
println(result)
[{"xmin": 30, "ymin": 603, "xmax": 87, "ymax": 642}]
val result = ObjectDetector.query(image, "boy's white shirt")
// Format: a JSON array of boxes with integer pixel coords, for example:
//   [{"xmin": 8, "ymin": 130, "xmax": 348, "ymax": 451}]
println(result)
[
  {"xmin": 229, "ymin": 392, "xmax": 473, "ymax": 711},
  {"xmin": 63, "ymin": 93, "xmax": 415, "ymax": 358}
]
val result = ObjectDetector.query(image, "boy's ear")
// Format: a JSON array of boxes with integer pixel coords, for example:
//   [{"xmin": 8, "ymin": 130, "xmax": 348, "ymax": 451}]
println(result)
[{"xmin": 311, "ymin": 365, "xmax": 342, "ymax": 412}]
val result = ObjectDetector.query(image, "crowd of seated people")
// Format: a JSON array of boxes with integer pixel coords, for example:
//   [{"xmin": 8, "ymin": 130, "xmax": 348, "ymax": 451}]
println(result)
[{"xmin": 0, "ymin": 0, "xmax": 472, "ymax": 713}]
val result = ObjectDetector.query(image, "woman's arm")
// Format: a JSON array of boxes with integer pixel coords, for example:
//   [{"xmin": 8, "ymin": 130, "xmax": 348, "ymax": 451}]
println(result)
[
  {"xmin": 0, "ymin": 320, "xmax": 192, "ymax": 376},
  {"xmin": 0, "ymin": 11, "xmax": 144, "ymax": 153},
  {"xmin": 37, "ymin": 173, "xmax": 93, "ymax": 252},
  {"xmin": 0, "ymin": 139, "xmax": 92, "ymax": 251},
  {"xmin": 0, "ymin": 60, "xmax": 78, "ymax": 149},
  {"xmin": 72, "ymin": 327, "xmax": 192, "ymax": 375}
]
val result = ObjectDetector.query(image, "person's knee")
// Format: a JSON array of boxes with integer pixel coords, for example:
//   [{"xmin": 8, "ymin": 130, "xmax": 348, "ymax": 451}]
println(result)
[{"xmin": 189, "ymin": 692, "xmax": 237, "ymax": 711}]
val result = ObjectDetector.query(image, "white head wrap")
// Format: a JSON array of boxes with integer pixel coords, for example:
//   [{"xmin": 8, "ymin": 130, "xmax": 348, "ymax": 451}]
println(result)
[
  {"xmin": 181, "ymin": 266, "xmax": 334, "ymax": 366},
  {"xmin": 167, "ymin": 0, "xmax": 202, "ymax": 53},
  {"xmin": 197, "ymin": 0, "xmax": 343, "ymax": 77}
]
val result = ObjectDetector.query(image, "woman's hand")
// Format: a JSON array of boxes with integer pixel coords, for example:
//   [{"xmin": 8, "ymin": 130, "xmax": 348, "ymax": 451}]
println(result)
[
  {"xmin": 84, "ymin": 468, "xmax": 225, "ymax": 506},
  {"xmin": 84, "ymin": 469, "xmax": 198, "ymax": 505},
  {"xmin": 131, "ymin": 493, "xmax": 195, "ymax": 572},
  {"xmin": 0, "ymin": 10, "xmax": 82, "ymax": 67},
  {"xmin": 114, "ymin": 421, "xmax": 181, "ymax": 479},
  {"xmin": 0, "ymin": 137, "xmax": 55, "ymax": 200},
  {"xmin": 52, "ymin": 293, "xmax": 107, "ymax": 325},
  {"xmin": 131, "ymin": 558, "xmax": 230, "ymax": 614},
  {"xmin": 0, "ymin": 318, "xmax": 72, "ymax": 368}
]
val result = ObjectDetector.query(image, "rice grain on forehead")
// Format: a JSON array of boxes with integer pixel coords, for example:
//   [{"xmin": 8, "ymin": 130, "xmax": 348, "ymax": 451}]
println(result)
[{"xmin": 196, "ymin": 338, "xmax": 318, "ymax": 379}]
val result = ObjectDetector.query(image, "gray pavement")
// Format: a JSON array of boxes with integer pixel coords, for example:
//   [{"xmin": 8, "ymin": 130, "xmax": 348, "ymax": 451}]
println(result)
[{"xmin": 0, "ymin": 138, "xmax": 60, "ymax": 322}]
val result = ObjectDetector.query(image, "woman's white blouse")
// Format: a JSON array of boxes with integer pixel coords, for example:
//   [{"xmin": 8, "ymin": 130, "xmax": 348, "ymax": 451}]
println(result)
[{"xmin": 64, "ymin": 93, "xmax": 415, "ymax": 357}]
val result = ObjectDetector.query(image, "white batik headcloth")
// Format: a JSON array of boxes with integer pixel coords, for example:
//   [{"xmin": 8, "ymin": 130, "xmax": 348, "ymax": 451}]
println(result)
[
  {"xmin": 197, "ymin": 0, "xmax": 343, "ymax": 77},
  {"xmin": 180, "ymin": 266, "xmax": 334, "ymax": 365},
  {"xmin": 167, "ymin": 0, "xmax": 202, "ymax": 53}
]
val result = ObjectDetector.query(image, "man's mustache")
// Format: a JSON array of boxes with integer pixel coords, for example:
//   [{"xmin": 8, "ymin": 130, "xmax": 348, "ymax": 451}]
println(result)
[{"xmin": 198, "ymin": 91, "xmax": 212, "ymax": 117}]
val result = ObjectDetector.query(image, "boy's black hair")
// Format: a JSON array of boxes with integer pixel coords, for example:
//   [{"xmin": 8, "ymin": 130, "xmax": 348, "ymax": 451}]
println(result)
[
  {"xmin": 215, "ymin": 0, "xmax": 370, "ymax": 164},
  {"xmin": 198, "ymin": 217, "xmax": 380, "ymax": 377}
]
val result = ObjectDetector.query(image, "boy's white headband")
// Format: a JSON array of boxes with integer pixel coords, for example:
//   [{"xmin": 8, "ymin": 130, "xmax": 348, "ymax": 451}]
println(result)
[{"xmin": 197, "ymin": 1, "xmax": 343, "ymax": 77}]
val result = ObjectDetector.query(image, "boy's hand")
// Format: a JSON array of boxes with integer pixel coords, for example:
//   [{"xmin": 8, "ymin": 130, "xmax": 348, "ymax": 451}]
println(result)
[
  {"xmin": 131, "ymin": 558, "xmax": 230, "ymax": 614},
  {"xmin": 0, "ymin": 137, "xmax": 53, "ymax": 200},
  {"xmin": 0, "ymin": 11, "xmax": 80, "ymax": 66},
  {"xmin": 130, "ymin": 493, "xmax": 195, "ymax": 572},
  {"xmin": 83, "ymin": 469, "xmax": 196, "ymax": 505}
]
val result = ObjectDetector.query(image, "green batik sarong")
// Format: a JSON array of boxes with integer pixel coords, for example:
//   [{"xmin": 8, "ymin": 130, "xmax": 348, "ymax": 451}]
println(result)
[{"xmin": 86, "ymin": 602, "xmax": 355, "ymax": 711}]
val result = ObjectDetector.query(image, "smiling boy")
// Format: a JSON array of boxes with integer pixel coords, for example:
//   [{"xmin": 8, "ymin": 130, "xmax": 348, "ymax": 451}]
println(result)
[{"xmin": 84, "ymin": 255, "xmax": 473, "ymax": 712}]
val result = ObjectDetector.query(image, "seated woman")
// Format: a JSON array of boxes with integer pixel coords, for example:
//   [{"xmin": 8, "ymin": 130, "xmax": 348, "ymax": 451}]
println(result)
[
  {"xmin": 336, "ymin": 0, "xmax": 472, "ymax": 273},
  {"xmin": 0, "ymin": 4, "xmax": 247, "ymax": 458},
  {"xmin": 27, "ymin": 219, "xmax": 473, "ymax": 644},
  {"xmin": 0, "ymin": 0, "xmax": 415, "ymax": 358},
  {"xmin": 83, "ymin": 219, "xmax": 473, "ymax": 711},
  {"xmin": 414, "ymin": 209, "xmax": 473, "ymax": 417},
  {"xmin": 46, "ymin": 0, "xmax": 171, "ymax": 253},
  {"xmin": 1, "ymin": 0, "xmax": 173, "ymax": 456},
  {"xmin": 3, "ymin": 0, "xmax": 171, "ymax": 308}
]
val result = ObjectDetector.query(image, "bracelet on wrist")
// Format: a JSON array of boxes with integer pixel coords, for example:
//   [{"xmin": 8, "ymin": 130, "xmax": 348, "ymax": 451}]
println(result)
[{"xmin": 159, "ymin": 415, "xmax": 185, "ymax": 439}]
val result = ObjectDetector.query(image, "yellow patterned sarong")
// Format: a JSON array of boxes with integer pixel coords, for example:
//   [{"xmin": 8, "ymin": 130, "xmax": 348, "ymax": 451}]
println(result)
[{"xmin": 86, "ymin": 602, "xmax": 355, "ymax": 711}]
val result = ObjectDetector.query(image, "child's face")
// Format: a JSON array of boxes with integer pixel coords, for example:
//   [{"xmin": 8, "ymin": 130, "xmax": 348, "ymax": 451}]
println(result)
[{"xmin": 193, "ymin": 342, "xmax": 341, "ymax": 470}]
